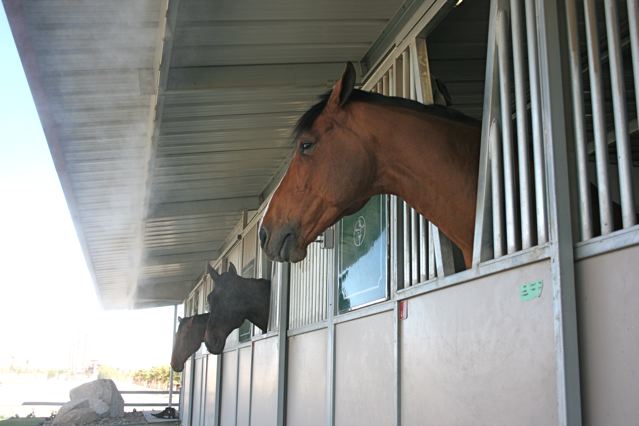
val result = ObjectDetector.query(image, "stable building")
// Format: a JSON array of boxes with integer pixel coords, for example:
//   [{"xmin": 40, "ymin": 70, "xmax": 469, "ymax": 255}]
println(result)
[{"xmin": 5, "ymin": 0, "xmax": 639, "ymax": 425}]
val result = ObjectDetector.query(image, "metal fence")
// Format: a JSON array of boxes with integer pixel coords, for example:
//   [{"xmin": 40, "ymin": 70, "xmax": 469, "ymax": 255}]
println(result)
[
  {"xmin": 472, "ymin": 0, "xmax": 550, "ymax": 264},
  {"xmin": 565, "ymin": 0, "xmax": 638, "ymax": 241},
  {"xmin": 23, "ymin": 389, "xmax": 180, "ymax": 409}
]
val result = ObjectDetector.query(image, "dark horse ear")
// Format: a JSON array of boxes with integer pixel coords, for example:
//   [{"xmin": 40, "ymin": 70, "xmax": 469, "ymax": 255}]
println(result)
[
  {"xmin": 228, "ymin": 262, "xmax": 238, "ymax": 276},
  {"xmin": 327, "ymin": 62, "xmax": 356, "ymax": 109},
  {"xmin": 207, "ymin": 264, "xmax": 221, "ymax": 281},
  {"xmin": 177, "ymin": 316, "xmax": 183, "ymax": 323}
]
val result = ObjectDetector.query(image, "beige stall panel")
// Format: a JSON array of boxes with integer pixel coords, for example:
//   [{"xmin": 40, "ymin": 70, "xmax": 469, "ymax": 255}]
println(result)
[
  {"xmin": 577, "ymin": 244, "xmax": 639, "ymax": 426},
  {"xmin": 335, "ymin": 311, "xmax": 395, "ymax": 426},
  {"xmin": 237, "ymin": 347, "xmax": 253, "ymax": 426},
  {"xmin": 287, "ymin": 329, "xmax": 327, "ymax": 426},
  {"xmin": 250, "ymin": 337, "xmax": 279, "ymax": 426},
  {"xmin": 401, "ymin": 260, "xmax": 556, "ymax": 426},
  {"xmin": 220, "ymin": 351, "xmax": 238, "ymax": 426}
]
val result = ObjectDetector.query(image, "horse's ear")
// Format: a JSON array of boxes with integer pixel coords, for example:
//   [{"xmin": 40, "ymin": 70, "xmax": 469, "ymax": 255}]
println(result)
[
  {"xmin": 327, "ymin": 62, "xmax": 356, "ymax": 109},
  {"xmin": 207, "ymin": 264, "xmax": 221, "ymax": 281},
  {"xmin": 228, "ymin": 262, "xmax": 238, "ymax": 276},
  {"xmin": 177, "ymin": 316, "xmax": 183, "ymax": 323}
]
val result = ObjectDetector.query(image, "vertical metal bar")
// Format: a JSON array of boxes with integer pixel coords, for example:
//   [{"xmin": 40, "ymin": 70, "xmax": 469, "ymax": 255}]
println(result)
[
  {"xmin": 247, "ymin": 344, "xmax": 254, "ymax": 426},
  {"xmin": 510, "ymin": 0, "xmax": 532, "ymax": 249},
  {"xmin": 497, "ymin": 7, "xmax": 519, "ymax": 254},
  {"xmin": 565, "ymin": 0, "xmax": 593, "ymax": 241},
  {"xmin": 432, "ymin": 224, "xmax": 456, "ymax": 276},
  {"xmin": 389, "ymin": 62, "xmax": 404, "ymax": 291},
  {"xmin": 490, "ymin": 118, "xmax": 505, "ymax": 258},
  {"xmin": 583, "ymin": 0, "xmax": 613, "ymax": 234},
  {"xmin": 604, "ymin": 0, "xmax": 637, "ymax": 228},
  {"xmin": 428, "ymin": 224, "xmax": 436, "ymax": 279},
  {"xmin": 402, "ymin": 50, "xmax": 412, "ymax": 287},
  {"xmin": 628, "ymin": 0, "xmax": 639, "ymax": 121},
  {"xmin": 168, "ymin": 304, "xmax": 177, "ymax": 407},
  {"xmin": 382, "ymin": 73, "xmax": 389, "ymax": 96},
  {"xmin": 472, "ymin": 0, "xmax": 499, "ymax": 265},
  {"xmin": 408, "ymin": 47, "xmax": 418, "ymax": 284},
  {"xmin": 419, "ymin": 217, "xmax": 428, "ymax": 281},
  {"xmin": 411, "ymin": 210, "xmax": 420, "ymax": 283},
  {"xmin": 326, "ymin": 235, "xmax": 337, "ymax": 426},
  {"xmin": 525, "ymin": 0, "xmax": 548, "ymax": 244},
  {"xmin": 536, "ymin": 0, "xmax": 582, "ymax": 423},
  {"xmin": 213, "ymin": 355, "xmax": 222, "ymax": 426},
  {"xmin": 276, "ymin": 264, "xmax": 290, "ymax": 426}
]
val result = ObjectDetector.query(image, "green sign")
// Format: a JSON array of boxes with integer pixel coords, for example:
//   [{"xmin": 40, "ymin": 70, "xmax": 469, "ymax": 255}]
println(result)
[
  {"xmin": 520, "ymin": 280, "xmax": 543, "ymax": 301},
  {"xmin": 338, "ymin": 196, "xmax": 388, "ymax": 313}
]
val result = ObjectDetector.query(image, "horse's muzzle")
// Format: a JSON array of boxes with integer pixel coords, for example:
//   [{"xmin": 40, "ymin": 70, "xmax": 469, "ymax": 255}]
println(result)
[{"xmin": 259, "ymin": 223, "xmax": 305, "ymax": 262}]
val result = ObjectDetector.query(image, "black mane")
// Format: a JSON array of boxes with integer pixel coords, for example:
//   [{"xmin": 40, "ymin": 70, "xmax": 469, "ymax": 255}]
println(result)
[{"xmin": 293, "ymin": 89, "xmax": 480, "ymax": 140}]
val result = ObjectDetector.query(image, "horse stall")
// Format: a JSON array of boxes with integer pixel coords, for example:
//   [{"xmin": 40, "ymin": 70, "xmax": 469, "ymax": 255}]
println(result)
[{"xmin": 5, "ymin": 0, "xmax": 638, "ymax": 425}]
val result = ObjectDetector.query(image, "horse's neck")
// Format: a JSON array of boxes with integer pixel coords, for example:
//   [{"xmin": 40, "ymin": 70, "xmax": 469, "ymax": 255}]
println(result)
[
  {"xmin": 242, "ymin": 280, "xmax": 270, "ymax": 331},
  {"xmin": 362, "ymin": 104, "xmax": 480, "ymax": 264},
  {"xmin": 193, "ymin": 314, "xmax": 208, "ymax": 342}
]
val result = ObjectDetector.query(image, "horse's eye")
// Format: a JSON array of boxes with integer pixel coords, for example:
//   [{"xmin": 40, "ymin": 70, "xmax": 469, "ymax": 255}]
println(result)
[{"xmin": 300, "ymin": 141, "xmax": 314, "ymax": 153}]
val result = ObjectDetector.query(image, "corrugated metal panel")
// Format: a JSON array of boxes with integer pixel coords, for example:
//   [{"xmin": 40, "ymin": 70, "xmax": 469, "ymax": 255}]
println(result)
[{"xmin": 288, "ymin": 242, "xmax": 332, "ymax": 329}]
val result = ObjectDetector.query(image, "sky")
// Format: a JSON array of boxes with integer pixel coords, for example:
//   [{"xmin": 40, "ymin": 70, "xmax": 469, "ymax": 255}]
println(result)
[{"xmin": 0, "ymin": 5, "xmax": 181, "ymax": 371}]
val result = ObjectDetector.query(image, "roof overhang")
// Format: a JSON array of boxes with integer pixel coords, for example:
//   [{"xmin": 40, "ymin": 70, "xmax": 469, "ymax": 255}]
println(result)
[{"xmin": 4, "ymin": 0, "xmax": 423, "ymax": 308}]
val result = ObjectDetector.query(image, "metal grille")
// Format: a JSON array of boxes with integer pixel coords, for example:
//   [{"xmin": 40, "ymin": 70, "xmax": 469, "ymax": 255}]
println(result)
[
  {"xmin": 565, "ymin": 0, "xmax": 638, "ymax": 241},
  {"xmin": 473, "ymin": 0, "xmax": 549, "ymax": 264},
  {"xmin": 288, "ymin": 240, "xmax": 331, "ymax": 329}
]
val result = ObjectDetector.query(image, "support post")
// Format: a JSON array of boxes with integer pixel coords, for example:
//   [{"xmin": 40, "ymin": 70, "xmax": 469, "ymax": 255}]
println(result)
[
  {"xmin": 168, "ymin": 304, "xmax": 177, "ymax": 407},
  {"xmin": 535, "ymin": 1, "xmax": 582, "ymax": 424}
]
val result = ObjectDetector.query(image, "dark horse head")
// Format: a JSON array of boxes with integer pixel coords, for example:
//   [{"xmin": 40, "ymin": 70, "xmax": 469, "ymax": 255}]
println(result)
[
  {"xmin": 204, "ymin": 263, "xmax": 271, "ymax": 354},
  {"xmin": 170, "ymin": 313, "xmax": 208, "ymax": 372},
  {"xmin": 259, "ymin": 63, "xmax": 377, "ymax": 262}
]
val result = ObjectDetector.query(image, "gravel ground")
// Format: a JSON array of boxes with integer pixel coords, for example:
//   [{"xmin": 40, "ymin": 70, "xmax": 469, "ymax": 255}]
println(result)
[{"xmin": 40, "ymin": 411, "xmax": 180, "ymax": 426}]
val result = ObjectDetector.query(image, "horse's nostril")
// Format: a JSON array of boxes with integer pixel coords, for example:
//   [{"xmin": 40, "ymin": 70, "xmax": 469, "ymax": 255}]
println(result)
[{"xmin": 259, "ymin": 226, "xmax": 268, "ymax": 248}]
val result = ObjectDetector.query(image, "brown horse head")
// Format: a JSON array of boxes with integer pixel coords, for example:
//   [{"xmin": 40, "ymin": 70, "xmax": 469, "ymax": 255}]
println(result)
[
  {"xmin": 260, "ymin": 61, "xmax": 481, "ymax": 266},
  {"xmin": 170, "ymin": 313, "xmax": 208, "ymax": 372},
  {"xmin": 204, "ymin": 263, "xmax": 271, "ymax": 354},
  {"xmin": 260, "ymin": 63, "xmax": 376, "ymax": 262}
]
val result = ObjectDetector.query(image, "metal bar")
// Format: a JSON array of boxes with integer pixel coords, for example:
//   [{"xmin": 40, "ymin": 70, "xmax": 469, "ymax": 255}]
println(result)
[
  {"xmin": 510, "ymin": 0, "xmax": 532, "ymax": 249},
  {"xmin": 401, "ymin": 50, "xmax": 412, "ymax": 286},
  {"xmin": 535, "ymin": 0, "xmax": 583, "ymax": 423},
  {"xmin": 168, "ymin": 304, "xmax": 177, "ymax": 407},
  {"xmin": 604, "ymin": 0, "xmax": 636, "ymax": 228},
  {"xmin": 326, "ymin": 234, "xmax": 337, "ymax": 426},
  {"xmin": 432, "ymin": 225, "xmax": 456, "ymax": 277},
  {"xmin": 565, "ymin": 0, "xmax": 593, "ymax": 241},
  {"xmin": 525, "ymin": 0, "xmax": 548, "ymax": 244},
  {"xmin": 389, "ymin": 62, "xmax": 404, "ymax": 291},
  {"xmin": 490, "ymin": 118, "xmax": 504, "ymax": 258},
  {"xmin": 497, "ymin": 7, "xmax": 520, "ymax": 254},
  {"xmin": 419, "ymin": 216, "xmax": 428, "ymax": 282},
  {"xmin": 583, "ymin": 0, "xmax": 613, "ymax": 234},
  {"xmin": 629, "ymin": 0, "xmax": 639, "ymax": 121},
  {"xmin": 411, "ymin": 210, "xmax": 420, "ymax": 283},
  {"xmin": 213, "ymin": 354, "xmax": 222, "ymax": 426},
  {"xmin": 428, "ymin": 223, "xmax": 436, "ymax": 279},
  {"xmin": 276, "ymin": 264, "xmax": 290, "ymax": 426},
  {"xmin": 472, "ymin": 0, "xmax": 499, "ymax": 265}
]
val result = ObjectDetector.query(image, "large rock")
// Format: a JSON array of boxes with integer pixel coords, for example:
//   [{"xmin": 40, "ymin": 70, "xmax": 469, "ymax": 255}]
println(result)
[
  {"xmin": 53, "ymin": 407, "xmax": 98, "ymax": 425},
  {"xmin": 56, "ymin": 399, "xmax": 90, "ymax": 418},
  {"xmin": 69, "ymin": 379, "xmax": 124, "ymax": 418}
]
